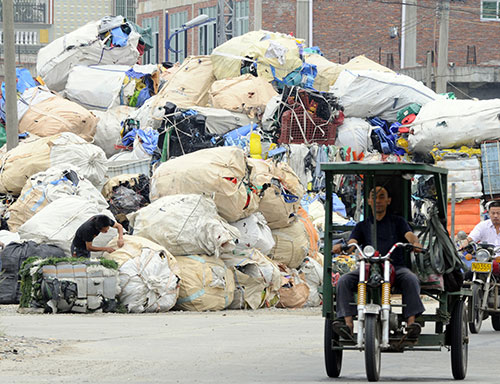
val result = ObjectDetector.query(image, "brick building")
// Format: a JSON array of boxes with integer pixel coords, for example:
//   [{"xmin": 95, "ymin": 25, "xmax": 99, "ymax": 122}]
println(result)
[{"xmin": 138, "ymin": 0, "xmax": 500, "ymax": 97}]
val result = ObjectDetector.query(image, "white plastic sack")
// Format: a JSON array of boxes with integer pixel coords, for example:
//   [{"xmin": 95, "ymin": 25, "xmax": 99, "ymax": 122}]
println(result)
[
  {"xmin": 128, "ymin": 194, "xmax": 240, "ymax": 257},
  {"xmin": 298, "ymin": 256, "xmax": 323, "ymax": 307},
  {"xmin": 175, "ymin": 254, "xmax": 235, "ymax": 311},
  {"xmin": 49, "ymin": 133, "xmax": 108, "ymax": 187},
  {"xmin": 0, "ymin": 230, "xmax": 20, "ymax": 247},
  {"xmin": 437, "ymin": 157, "xmax": 483, "ymax": 199},
  {"xmin": 7, "ymin": 165, "xmax": 108, "ymax": 232},
  {"xmin": 230, "ymin": 213, "xmax": 275, "ymax": 255},
  {"xmin": 106, "ymin": 235, "xmax": 180, "ymax": 313},
  {"xmin": 408, "ymin": 99, "xmax": 500, "ymax": 153},
  {"xmin": 331, "ymin": 69, "xmax": 440, "ymax": 121},
  {"xmin": 18, "ymin": 196, "xmax": 117, "ymax": 256},
  {"xmin": 65, "ymin": 65, "xmax": 128, "ymax": 110},
  {"xmin": 335, "ymin": 117, "xmax": 373, "ymax": 154},
  {"xmin": 37, "ymin": 20, "xmax": 140, "ymax": 92},
  {"xmin": 221, "ymin": 248, "xmax": 281, "ymax": 309},
  {"xmin": 92, "ymin": 106, "xmax": 135, "ymax": 158},
  {"xmin": 0, "ymin": 133, "xmax": 108, "ymax": 195},
  {"xmin": 17, "ymin": 86, "xmax": 56, "ymax": 122}
]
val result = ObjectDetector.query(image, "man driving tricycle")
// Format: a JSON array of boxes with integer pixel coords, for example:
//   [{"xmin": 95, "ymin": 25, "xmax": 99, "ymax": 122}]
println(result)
[{"xmin": 321, "ymin": 162, "xmax": 471, "ymax": 382}]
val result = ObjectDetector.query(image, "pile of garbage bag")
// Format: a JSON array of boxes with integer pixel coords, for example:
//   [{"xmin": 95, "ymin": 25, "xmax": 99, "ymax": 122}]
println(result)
[{"xmin": 3, "ymin": 20, "xmax": 500, "ymax": 314}]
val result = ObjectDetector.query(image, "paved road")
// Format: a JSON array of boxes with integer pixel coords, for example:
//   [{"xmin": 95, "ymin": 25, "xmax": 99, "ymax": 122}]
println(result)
[{"xmin": 0, "ymin": 305, "xmax": 499, "ymax": 383}]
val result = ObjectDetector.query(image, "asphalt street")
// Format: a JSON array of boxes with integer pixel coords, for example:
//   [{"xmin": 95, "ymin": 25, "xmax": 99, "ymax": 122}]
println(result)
[{"xmin": 0, "ymin": 305, "xmax": 499, "ymax": 384}]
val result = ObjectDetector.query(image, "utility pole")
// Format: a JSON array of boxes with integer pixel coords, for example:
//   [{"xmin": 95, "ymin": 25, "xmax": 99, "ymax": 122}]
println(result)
[
  {"xmin": 425, "ymin": 50, "xmax": 433, "ymax": 89},
  {"xmin": 436, "ymin": 0, "xmax": 450, "ymax": 94},
  {"xmin": 401, "ymin": 0, "xmax": 417, "ymax": 68},
  {"xmin": 3, "ymin": 0, "xmax": 19, "ymax": 150}
]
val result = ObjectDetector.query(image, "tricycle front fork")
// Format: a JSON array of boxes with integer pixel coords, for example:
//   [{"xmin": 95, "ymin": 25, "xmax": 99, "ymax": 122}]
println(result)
[{"xmin": 356, "ymin": 259, "xmax": 392, "ymax": 348}]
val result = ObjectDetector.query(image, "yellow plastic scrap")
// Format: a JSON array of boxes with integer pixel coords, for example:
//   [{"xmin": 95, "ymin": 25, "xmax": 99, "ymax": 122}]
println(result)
[
  {"xmin": 430, "ymin": 146, "xmax": 481, "ymax": 161},
  {"xmin": 397, "ymin": 137, "xmax": 409, "ymax": 153}
]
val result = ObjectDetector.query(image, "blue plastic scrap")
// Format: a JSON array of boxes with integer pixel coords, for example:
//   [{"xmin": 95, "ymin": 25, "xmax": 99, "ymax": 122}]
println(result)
[{"xmin": 111, "ymin": 27, "xmax": 129, "ymax": 47}]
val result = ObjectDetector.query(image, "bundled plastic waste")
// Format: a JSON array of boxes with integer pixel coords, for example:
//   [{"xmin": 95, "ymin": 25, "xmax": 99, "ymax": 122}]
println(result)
[
  {"xmin": 221, "ymin": 248, "xmax": 281, "ymax": 309},
  {"xmin": 128, "ymin": 194, "xmax": 239, "ymax": 257},
  {"xmin": 175, "ymin": 254, "xmax": 235, "ymax": 311},
  {"xmin": 105, "ymin": 235, "xmax": 180, "ymax": 313},
  {"xmin": 150, "ymin": 147, "xmax": 260, "ymax": 222},
  {"xmin": 7, "ymin": 165, "xmax": 108, "ymax": 232},
  {"xmin": 0, "ymin": 133, "xmax": 108, "ymax": 195},
  {"xmin": 37, "ymin": 16, "xmax": 148, "ymax": 92}
]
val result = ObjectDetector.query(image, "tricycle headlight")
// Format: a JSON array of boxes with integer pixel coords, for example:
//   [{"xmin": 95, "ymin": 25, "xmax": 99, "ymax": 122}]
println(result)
[
  {"xmin": 476, "ymin": 249, "xmax": 491, "ymax": 262},
  {"xmin": 363, "ymin": 245, "xmax": 376, "ymax": 258}
]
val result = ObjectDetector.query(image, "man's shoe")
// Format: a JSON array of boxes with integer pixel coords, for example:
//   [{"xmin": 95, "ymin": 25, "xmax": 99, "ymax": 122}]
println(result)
[
  {"xmin": 332, "ymin": 320, "xmax": 353, "ymax": 339},
  {"xmin": 406, "ymin": 323, "xmax": 421, "ymax": 338}
]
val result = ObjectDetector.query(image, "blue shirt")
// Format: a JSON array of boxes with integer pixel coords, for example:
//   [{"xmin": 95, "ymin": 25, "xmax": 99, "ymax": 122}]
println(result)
[{"xmin": 349, "ymin": 214, "xmax": 412, "ymax": 266}]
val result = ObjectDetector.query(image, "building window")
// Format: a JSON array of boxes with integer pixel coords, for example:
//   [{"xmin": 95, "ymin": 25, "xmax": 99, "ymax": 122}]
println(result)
[
  {"xmin": 235, "ymin": 0, "xmax": 249, "ymax": 36},
  {"xmin": 115, "ymin": 0, "xmax": 136, "ymax": 23},
  {"xmin": 199, "ymin": 6, "xmax": 217, "ymax": 55},
  {"xmin": 142, "ymin": 16, "xmax": 159, "ymax": 64},
  {"xmin": 481, "ymin": 1, "xmax": 500, "ymax": 20},
  {"xmin": 169, "ymin": 11, "xmax": 188, "ymax": 63}
]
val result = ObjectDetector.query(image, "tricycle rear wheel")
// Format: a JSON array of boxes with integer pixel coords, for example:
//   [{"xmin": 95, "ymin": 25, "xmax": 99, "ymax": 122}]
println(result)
[
  {"xmin": 324, "ymin": 318, "xmax": 343, "ymax": 378},
  {"xmin": 365, "ymin": 314, "xmax": 381, "ymax": 382},
  {"xmin": 492, "ymin": 314, "xmax": 500, "ymax": 331},
  {"xmin": 450, "ymin": 299, "xmax": 468, "ymax": 380}
]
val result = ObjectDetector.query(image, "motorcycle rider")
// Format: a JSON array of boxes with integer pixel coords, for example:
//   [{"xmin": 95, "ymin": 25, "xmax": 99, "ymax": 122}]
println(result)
[
  {"xmin": 332, "ymin": 185, "xmax": 425, "ymax": 337},
  {"xmin": 462, "ymin": 200, "xmax": 500, "ymax": 248}
]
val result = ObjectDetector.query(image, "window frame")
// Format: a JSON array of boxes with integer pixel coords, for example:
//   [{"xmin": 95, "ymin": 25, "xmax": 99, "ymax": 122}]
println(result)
[{"xmin": 480, "ymin": 0, "xmax": 500, "ymax": 21}]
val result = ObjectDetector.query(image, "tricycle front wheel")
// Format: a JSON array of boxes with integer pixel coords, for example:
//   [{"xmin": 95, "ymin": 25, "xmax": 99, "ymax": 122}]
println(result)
[
  {"xmin": 365, "ymin": 314, "xmax": 381, "ymax": 382},
  {"xmin": 450, "ymin": 299, "xmax": 468, "ymax": 380},
  {"xmin": 324, "ymin": 318, "xmax": 343, "ymax": 378}
]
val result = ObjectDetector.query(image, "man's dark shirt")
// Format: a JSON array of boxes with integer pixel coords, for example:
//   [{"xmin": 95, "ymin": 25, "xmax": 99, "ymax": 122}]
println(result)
[
  {"xmin": 72, "ymin": 215, "xmax": 115, "ymax": 251},
  {"xmin": 349, "ymin": 214, "xmax": 412, "ymax": 266}
]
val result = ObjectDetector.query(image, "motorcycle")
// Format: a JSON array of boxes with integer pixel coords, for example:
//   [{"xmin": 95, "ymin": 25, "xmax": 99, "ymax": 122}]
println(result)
[{"xmin": 464, "ymin": 242, "xmax": 500, "ymax": 333}]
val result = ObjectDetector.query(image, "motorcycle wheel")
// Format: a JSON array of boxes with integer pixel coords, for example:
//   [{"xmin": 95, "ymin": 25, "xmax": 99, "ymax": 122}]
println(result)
[
  {"xmin": 492, "ymin": 314, "xmax": 500, "ymax": 331},
  {"xmin": 468, "ymin": 284, "xmax": 484, "ymax": 334},
  {"xmin": 450, "ymin": 298, "xmax": 468, "ymax": 380},
  {"xmin": 365, "ymin": 314, "xmax": 381, "ymax": 382},
  {"xmin": 324, "ymin": 318, "xmax": 343, "ymax": 377}
]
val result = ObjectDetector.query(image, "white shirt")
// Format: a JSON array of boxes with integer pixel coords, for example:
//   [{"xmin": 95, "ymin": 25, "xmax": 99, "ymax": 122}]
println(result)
[{"xmin": 469, "ymin": 219, "xmax": 500, "ymax": 246}]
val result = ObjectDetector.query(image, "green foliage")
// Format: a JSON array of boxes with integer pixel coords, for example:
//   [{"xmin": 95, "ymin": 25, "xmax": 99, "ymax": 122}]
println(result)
[{"xmin": 19, "ymin": 257, "xmax": 119, "ymax": 308}]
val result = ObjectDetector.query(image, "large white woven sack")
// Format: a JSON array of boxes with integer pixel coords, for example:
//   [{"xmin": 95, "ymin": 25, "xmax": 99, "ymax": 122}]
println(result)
[
  {"xmin": 221, "ymin": 248, "xmax": 281, "ymax": 309},
  {"xmin": 0, "ymin": 133, "xmax": 107, "ymax": 195},
  {"xmin": 7, "ymin": 165, "xmax": 108, "ymax": 232},
  {"xmin": 230, "ymin": 212, "xmax": 275, "ymax": 256},
  {"xmin": 247, "ymin": 158, "xmax": 304, "ymax": 229},
  {"xmin": 150, "ymin": 147, "xmax": 259, "ymax": 222},
  {"xmin": 436, "ymin": 157, "xmax": 483, "ymax": 200},
  {"xmin": 331, "ymin": 69, "xmax": 440, "ymax": 121},
  {"xmin": 269, "ymin": 217, "xmax": 310, "ymax": 269},
  {"xmin": 106, "ymin": 235, "xmax": 180, "ymax": 313},
  {"xmin": 153, "ymin": 56, "xmax": 215, "ymax": 109},
  {"xmin": 65, "ymin": 65, "xmax": 128, "ymax": 110},
  {"xmin": 128, "ymin": 194, "xmax": 240, "ymax": 257},
  {"xmin": 175, "ymin": 255, "xmax": 235, "ymax": 311},
  {"xmin": 408, "ymin": 99, "xmax": 500, "ymax": 153},
  {"xmin": 298, "ymin": 256, "xmax": 323, "ymax": 307},
  {"xmin": 18, "ymin": 196, "xmax": 117, "ymax": 256},
  {"xmin": 37, "ymin": 20, "xmax": 140, "ymax": 92},
  {"xmin": 92, "ymin": 106, "xmax": 135, "ymax": 158}
]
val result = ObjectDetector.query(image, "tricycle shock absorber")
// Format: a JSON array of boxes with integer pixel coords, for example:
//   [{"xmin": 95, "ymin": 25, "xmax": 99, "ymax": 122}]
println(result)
[
  {"xmin": 382, "ymin": 282, "xmax": 391, "ymax": 306},
  {"xmin": 358, "ymin": 282, "xmax": 367, "ymax": 306}
]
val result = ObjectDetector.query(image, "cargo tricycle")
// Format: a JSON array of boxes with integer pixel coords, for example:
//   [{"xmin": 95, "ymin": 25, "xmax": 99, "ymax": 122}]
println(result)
[{"xmin": 321, "ymin": 162, "xmax": 471, "ymax": 382}]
